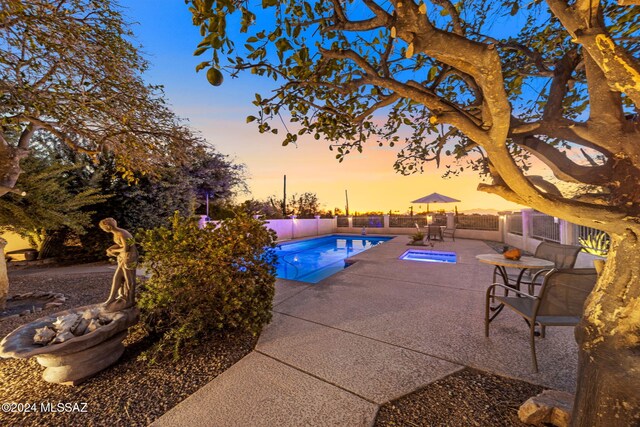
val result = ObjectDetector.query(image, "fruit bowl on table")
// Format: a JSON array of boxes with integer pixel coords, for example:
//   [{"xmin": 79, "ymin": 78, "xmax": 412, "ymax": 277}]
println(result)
[{"xmin": 503, "ymin": 248, "xmax": 522, "ymax": 261}]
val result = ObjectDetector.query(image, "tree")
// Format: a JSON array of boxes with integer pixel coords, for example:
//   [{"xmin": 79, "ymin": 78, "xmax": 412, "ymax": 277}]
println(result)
[
  {"xmin": 97, "ymin": 146, "xmax": 247, "ymax": 231},
  {"xmin": 290, "ymin": 192, "xmax": 321, "ymax": 218},
  {"xmin": 241, "ymin": 192, "xmax": 323, "ymax": 218},
  {"xmin": 0, "ymin": 145, "xmax": 107, "ymax": 258},
  {"xmin": 239, "ymin": 198, "xmax": 285, "ymax": 218},
  {"xmin": 188, "ymin": 147, "xmax": 248, "ymax": 215},
  {"xmin": 63, "ymin": 144, "xmax": 247, "ymax": 256},
  {"xmin": 187, "ymin": 1, "xmax": 640, "ymax": 424},
  {"xmin": 0, "ymin": 0, "xmax": 195, "ymax": 198}
]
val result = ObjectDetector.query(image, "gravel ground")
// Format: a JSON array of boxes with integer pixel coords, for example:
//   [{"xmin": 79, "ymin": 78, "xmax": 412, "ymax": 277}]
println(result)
[
  {"xmin": 2, "ymin": 265, "xmax": 546, "ymax": 426},
  {"xmin": 375, "ymin": 368, "xmax": 545, "ymax": 427},
  {"xmin": 0, "ymin": 270, "xmax": 256, "ymax": 426}
]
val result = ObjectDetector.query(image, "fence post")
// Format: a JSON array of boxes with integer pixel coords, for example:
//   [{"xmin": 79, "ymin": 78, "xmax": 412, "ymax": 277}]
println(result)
[
  {"xmin": 348, "ymin": 216, "xmax": 353, "ymax": 230},
  {"xmin": 560, "ymin": 219, "xmax": 577, "ymax": 245},
  {"xmin": 521, "ymin": 209, "xmax": 533, "ymax": 252},
  {"xmin": 383, "ymin": 214, "xmax": 390, "ymax": 232},
  {"xmin": 333, "ymin": 215, "xmax": 338, "ymax": 233},
  {"xmin": 291, "ymin": 215, "xmax": 297, "ymax": 239},
  {"xmin": 446, "ymin": 212, "xmax": 455, "ymax": 229},
  {"xmin": 498, "ymin": 214, "xmax": 506, "ymax": 243},
  {"xmin": 315, "ymin": 215, "xmax": 321, "ymax": 236}
]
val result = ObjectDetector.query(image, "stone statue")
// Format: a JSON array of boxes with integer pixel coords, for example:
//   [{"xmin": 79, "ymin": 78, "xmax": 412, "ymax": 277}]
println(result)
[{"xmin": 99, "ymin": 218, "xmax": 138, "ymax": 312}]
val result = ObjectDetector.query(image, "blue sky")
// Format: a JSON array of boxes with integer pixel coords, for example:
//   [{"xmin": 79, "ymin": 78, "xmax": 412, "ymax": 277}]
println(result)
[{"xmin": 120, "ymin": 0, "xmax": 523, "ymax": 213}]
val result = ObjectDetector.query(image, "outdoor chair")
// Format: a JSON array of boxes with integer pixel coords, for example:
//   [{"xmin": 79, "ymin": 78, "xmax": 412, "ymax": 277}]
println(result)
[
  {"xmin": 485, "ymin": 268, "xmax": 597, "ymax": 372},
  {"xmin": 442, "ymin": 225, "xmax": 456, "ymax": 242},
  {"xmin": 427, "ymin": 224, "xmax": 443, "ymax": 241},
  {"xmin": 495, "ymin": 241, "xmax": 582, "ymax": 295}
]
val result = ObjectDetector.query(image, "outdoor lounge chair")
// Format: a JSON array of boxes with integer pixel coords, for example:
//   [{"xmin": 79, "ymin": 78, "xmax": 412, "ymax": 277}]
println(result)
[
  {"xmin": 495, "ymin": 241, "xmax": 582, "ymax": 294},
  {"xmin": 442, "ymin": 225, "xmax": 456, "ymax": 241},
  {"xmin": 485, "ymin": 268, "xmax": 597, "ymax": 372}
]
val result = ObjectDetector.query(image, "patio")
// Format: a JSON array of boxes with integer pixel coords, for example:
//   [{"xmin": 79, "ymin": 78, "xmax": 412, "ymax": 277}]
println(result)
[{"xmin": 154, "ymin": 236, "xmax": 579, "ymax": 426}]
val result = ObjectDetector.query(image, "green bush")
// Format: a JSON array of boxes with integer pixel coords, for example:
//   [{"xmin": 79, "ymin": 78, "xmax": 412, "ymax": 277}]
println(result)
[
  {"xmin": 138, "ymin": 212, "xmax": 277, "ymax": 359},
  {"xmin": 410, "ymin": 232, "xmax": 424, "ymax": 243}
]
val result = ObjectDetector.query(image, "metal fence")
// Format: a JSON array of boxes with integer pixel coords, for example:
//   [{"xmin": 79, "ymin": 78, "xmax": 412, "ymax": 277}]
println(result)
[
  {"xmin": 530, "ymin": 211, "xmax": 560, "ymax": 242},
  {"xmin": 389, "ymin": 215, "xmax": 426, "ymax": 228},
  {"xmin": 507, "ymin": 213, "xmax": 523, "ymax": 235},
  {"xmin": 352, "ymin": 215, "xmax": 384, "ymax": 228},
  {"xmin": 575, "ymin": 225, "xmax": 610, "ymax": 256},
  {"xmin": 431, "ymin": 214, "xmax": 447, "ymax": 226},
  {"xmin": 337, "ymin": 216, "xmax": 349, "ymax": 227},
  {"xmin": 455, "ymin": 214, "xmax": 499, "ymax": 230}
]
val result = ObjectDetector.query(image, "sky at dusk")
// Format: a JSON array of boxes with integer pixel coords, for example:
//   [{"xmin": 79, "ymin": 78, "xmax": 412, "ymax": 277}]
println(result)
[{"xmin": 121, "ymin": 1, "xmax": 524, "ymax": 214}]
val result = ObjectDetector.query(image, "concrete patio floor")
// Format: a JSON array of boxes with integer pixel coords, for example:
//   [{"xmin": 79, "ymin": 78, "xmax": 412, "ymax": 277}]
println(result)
[{"xmin": 154, "ymin": 236, "xmax": 579, "ymax": 426}]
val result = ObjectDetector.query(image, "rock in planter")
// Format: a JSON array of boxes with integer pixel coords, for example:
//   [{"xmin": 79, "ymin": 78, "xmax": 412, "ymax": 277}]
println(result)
[
  {"xmin": 518, "ymin": 390, "xmax": 574, "ymax": 427},
  {"xmin": 0, "ymin": 304, "xmax": 138, "ymax": 385}
]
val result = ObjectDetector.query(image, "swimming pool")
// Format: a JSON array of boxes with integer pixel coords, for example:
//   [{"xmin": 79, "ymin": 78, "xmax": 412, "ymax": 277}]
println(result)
[
  {"xmin": 275, "ymin": 235, "xmax": 393, "ymax": 283},
  {"xmin": 400, "ymin": 249, "xmax": 457, "ymax": 263}
]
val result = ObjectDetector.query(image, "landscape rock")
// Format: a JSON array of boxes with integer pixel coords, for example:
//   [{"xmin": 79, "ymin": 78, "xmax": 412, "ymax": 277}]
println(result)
[
  {"xmin": 33, "ymin": 327, "xmax": 56, "ymax": 345},
  {"xmin": 50, "ymin": 331, "xmax": 75, "ymax": 345},
  {"xmin": 518, "ymin": 390, "xmax": 573, "ymax": 427},
  {"xmin": 44, "ymin": 302, "xmax": 63, "ymax": 309},
  {"xmin": 52, "ymin": 314, "xmax": 79, "ymax": 332}
]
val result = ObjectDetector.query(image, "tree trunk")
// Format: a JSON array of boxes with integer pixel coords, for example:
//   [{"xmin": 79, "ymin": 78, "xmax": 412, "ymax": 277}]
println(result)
[
  {"xmin": 0, "ymin": 143, "xmax": 29, "ymax": 198},
  {"xmin": 572, "ymin": 231, "xmax": 640, "ymax": 426},
  {"xmin": 38, "ymin": 230, "xmax": 67, "ymax": 259},
  {"xmin": 0, "ymin": 238, "xmax": 8, "ymax": 311}
]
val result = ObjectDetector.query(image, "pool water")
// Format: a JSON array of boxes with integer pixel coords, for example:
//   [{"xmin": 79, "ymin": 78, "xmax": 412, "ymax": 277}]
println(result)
[
  {"xmin": 400, "ymin": 249, "xmax": 457, "ymax": 263},
  {"xmin": 275, "ymin": 235, "xmax": 392, "ymax": 283}
]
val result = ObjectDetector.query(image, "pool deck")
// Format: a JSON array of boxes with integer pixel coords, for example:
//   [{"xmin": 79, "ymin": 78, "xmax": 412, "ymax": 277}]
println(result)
[{"xmin": 154, "ymin": 236, "xmax": 579, "ymax": 426}]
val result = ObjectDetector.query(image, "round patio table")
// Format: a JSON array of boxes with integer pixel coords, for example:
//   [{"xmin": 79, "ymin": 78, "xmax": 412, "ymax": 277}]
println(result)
[
  {"xmin": 476, "ymin": 254, "xmax": 555, "ymax": 291},
  {"xmin": 423, "ymin": 225, "xmax": 446, "ymax": 241}
]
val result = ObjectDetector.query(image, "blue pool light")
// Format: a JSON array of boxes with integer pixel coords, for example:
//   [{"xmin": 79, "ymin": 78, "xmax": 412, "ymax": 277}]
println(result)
[{"xmin": 400, "ymin": 249, "xmax": 457, "ymax": 263}]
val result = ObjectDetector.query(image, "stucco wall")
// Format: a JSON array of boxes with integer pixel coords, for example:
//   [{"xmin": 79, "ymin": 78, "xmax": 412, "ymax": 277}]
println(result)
[{"xmin": 1, "ymin": 231, "xmax": 31, "ymax": 253}]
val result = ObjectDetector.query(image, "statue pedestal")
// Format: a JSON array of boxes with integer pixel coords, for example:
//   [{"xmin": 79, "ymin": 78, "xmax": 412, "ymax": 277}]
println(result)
[
  {"xmin": 36, "ymin": 331, "xmax": 128, "ymax": 385},
  {"xmin": 0, "ymin": 304, "xmax": 139, "ymax": 385}
]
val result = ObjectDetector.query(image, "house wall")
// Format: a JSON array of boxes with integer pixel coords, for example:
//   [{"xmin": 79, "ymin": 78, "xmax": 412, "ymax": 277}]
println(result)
[{"xmin": 1, "ymin": 231, "xmax": 31, "ymax": 253}]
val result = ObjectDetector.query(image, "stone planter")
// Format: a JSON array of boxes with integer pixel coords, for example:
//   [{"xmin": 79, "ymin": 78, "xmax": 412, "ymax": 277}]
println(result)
[{"xmin": 0, "ymin": 304, "xmax": 138, "ymax": 385}]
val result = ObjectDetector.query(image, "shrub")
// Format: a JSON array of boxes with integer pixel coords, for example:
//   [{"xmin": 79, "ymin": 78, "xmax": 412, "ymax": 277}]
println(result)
[
  {"xmin": 410, "ymin": 232, "xmax": 424, "ymax": 243},
  {"xmin": 138, "ymin": 211, "xmax": 277, "ymax": 359}
]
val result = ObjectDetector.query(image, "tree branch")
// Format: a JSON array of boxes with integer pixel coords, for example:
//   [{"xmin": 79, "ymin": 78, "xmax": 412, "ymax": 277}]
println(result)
[
  {"xmin": 527, "ymin": 175, "xmax": 562, "ymax": 196},
  {"xmin": 584, "ymin": 54, "xmax": 625, "ymax": 125},
  {"xmin": 514, "ymin": 135, "xmax": 612, "ymax": 185},
  {"xmin": 543, "ymin": 48, "xmax": 580, "ymax": 121},
  {"xmin": 326, "ymin": 0, "xmax": 392, "ymax": 32},
  {"xmin": 546, "ymin": 0, "xmax": 640, "ymax": 106}
]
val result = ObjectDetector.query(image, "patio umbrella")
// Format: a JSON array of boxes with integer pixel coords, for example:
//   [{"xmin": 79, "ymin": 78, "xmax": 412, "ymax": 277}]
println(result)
[{"xmin": 411, "ymin": 192, "xmax": 461, "ymax": 213}]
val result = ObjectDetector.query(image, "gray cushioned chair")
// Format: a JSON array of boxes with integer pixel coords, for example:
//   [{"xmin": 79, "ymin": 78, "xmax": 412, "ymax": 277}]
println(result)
[
  {"xmin": 485, "ymin": 268, "xmax": 597, "ymax": 372},
  {"xmin": 442, "ymin": 225, "xmax": 456, "ymax": 241},
  {"xmin": 494, "ymin": 241, "xmax": 582, "ymax": 295}
]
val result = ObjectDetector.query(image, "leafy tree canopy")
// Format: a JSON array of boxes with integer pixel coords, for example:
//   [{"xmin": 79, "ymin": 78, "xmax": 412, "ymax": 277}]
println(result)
[
  {"xmin": 240, "ymin": 192, "xmax": 324, "ymax": 218},
  {"xmin": 0, "ymin": 0, "xmax": 197, "ymax": 197},
  {"xmin": 187, "ymin": 0, "xmax": 640, "ymax": 236},
  {"xmin": 0, "ymin": 138, "xmax": 108, "ymax": 251}
]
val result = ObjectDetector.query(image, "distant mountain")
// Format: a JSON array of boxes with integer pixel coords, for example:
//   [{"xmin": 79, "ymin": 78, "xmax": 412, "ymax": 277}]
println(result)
[{"xmin": 459, "ymin": 208, "xmax": 507, "ymax": 215}]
